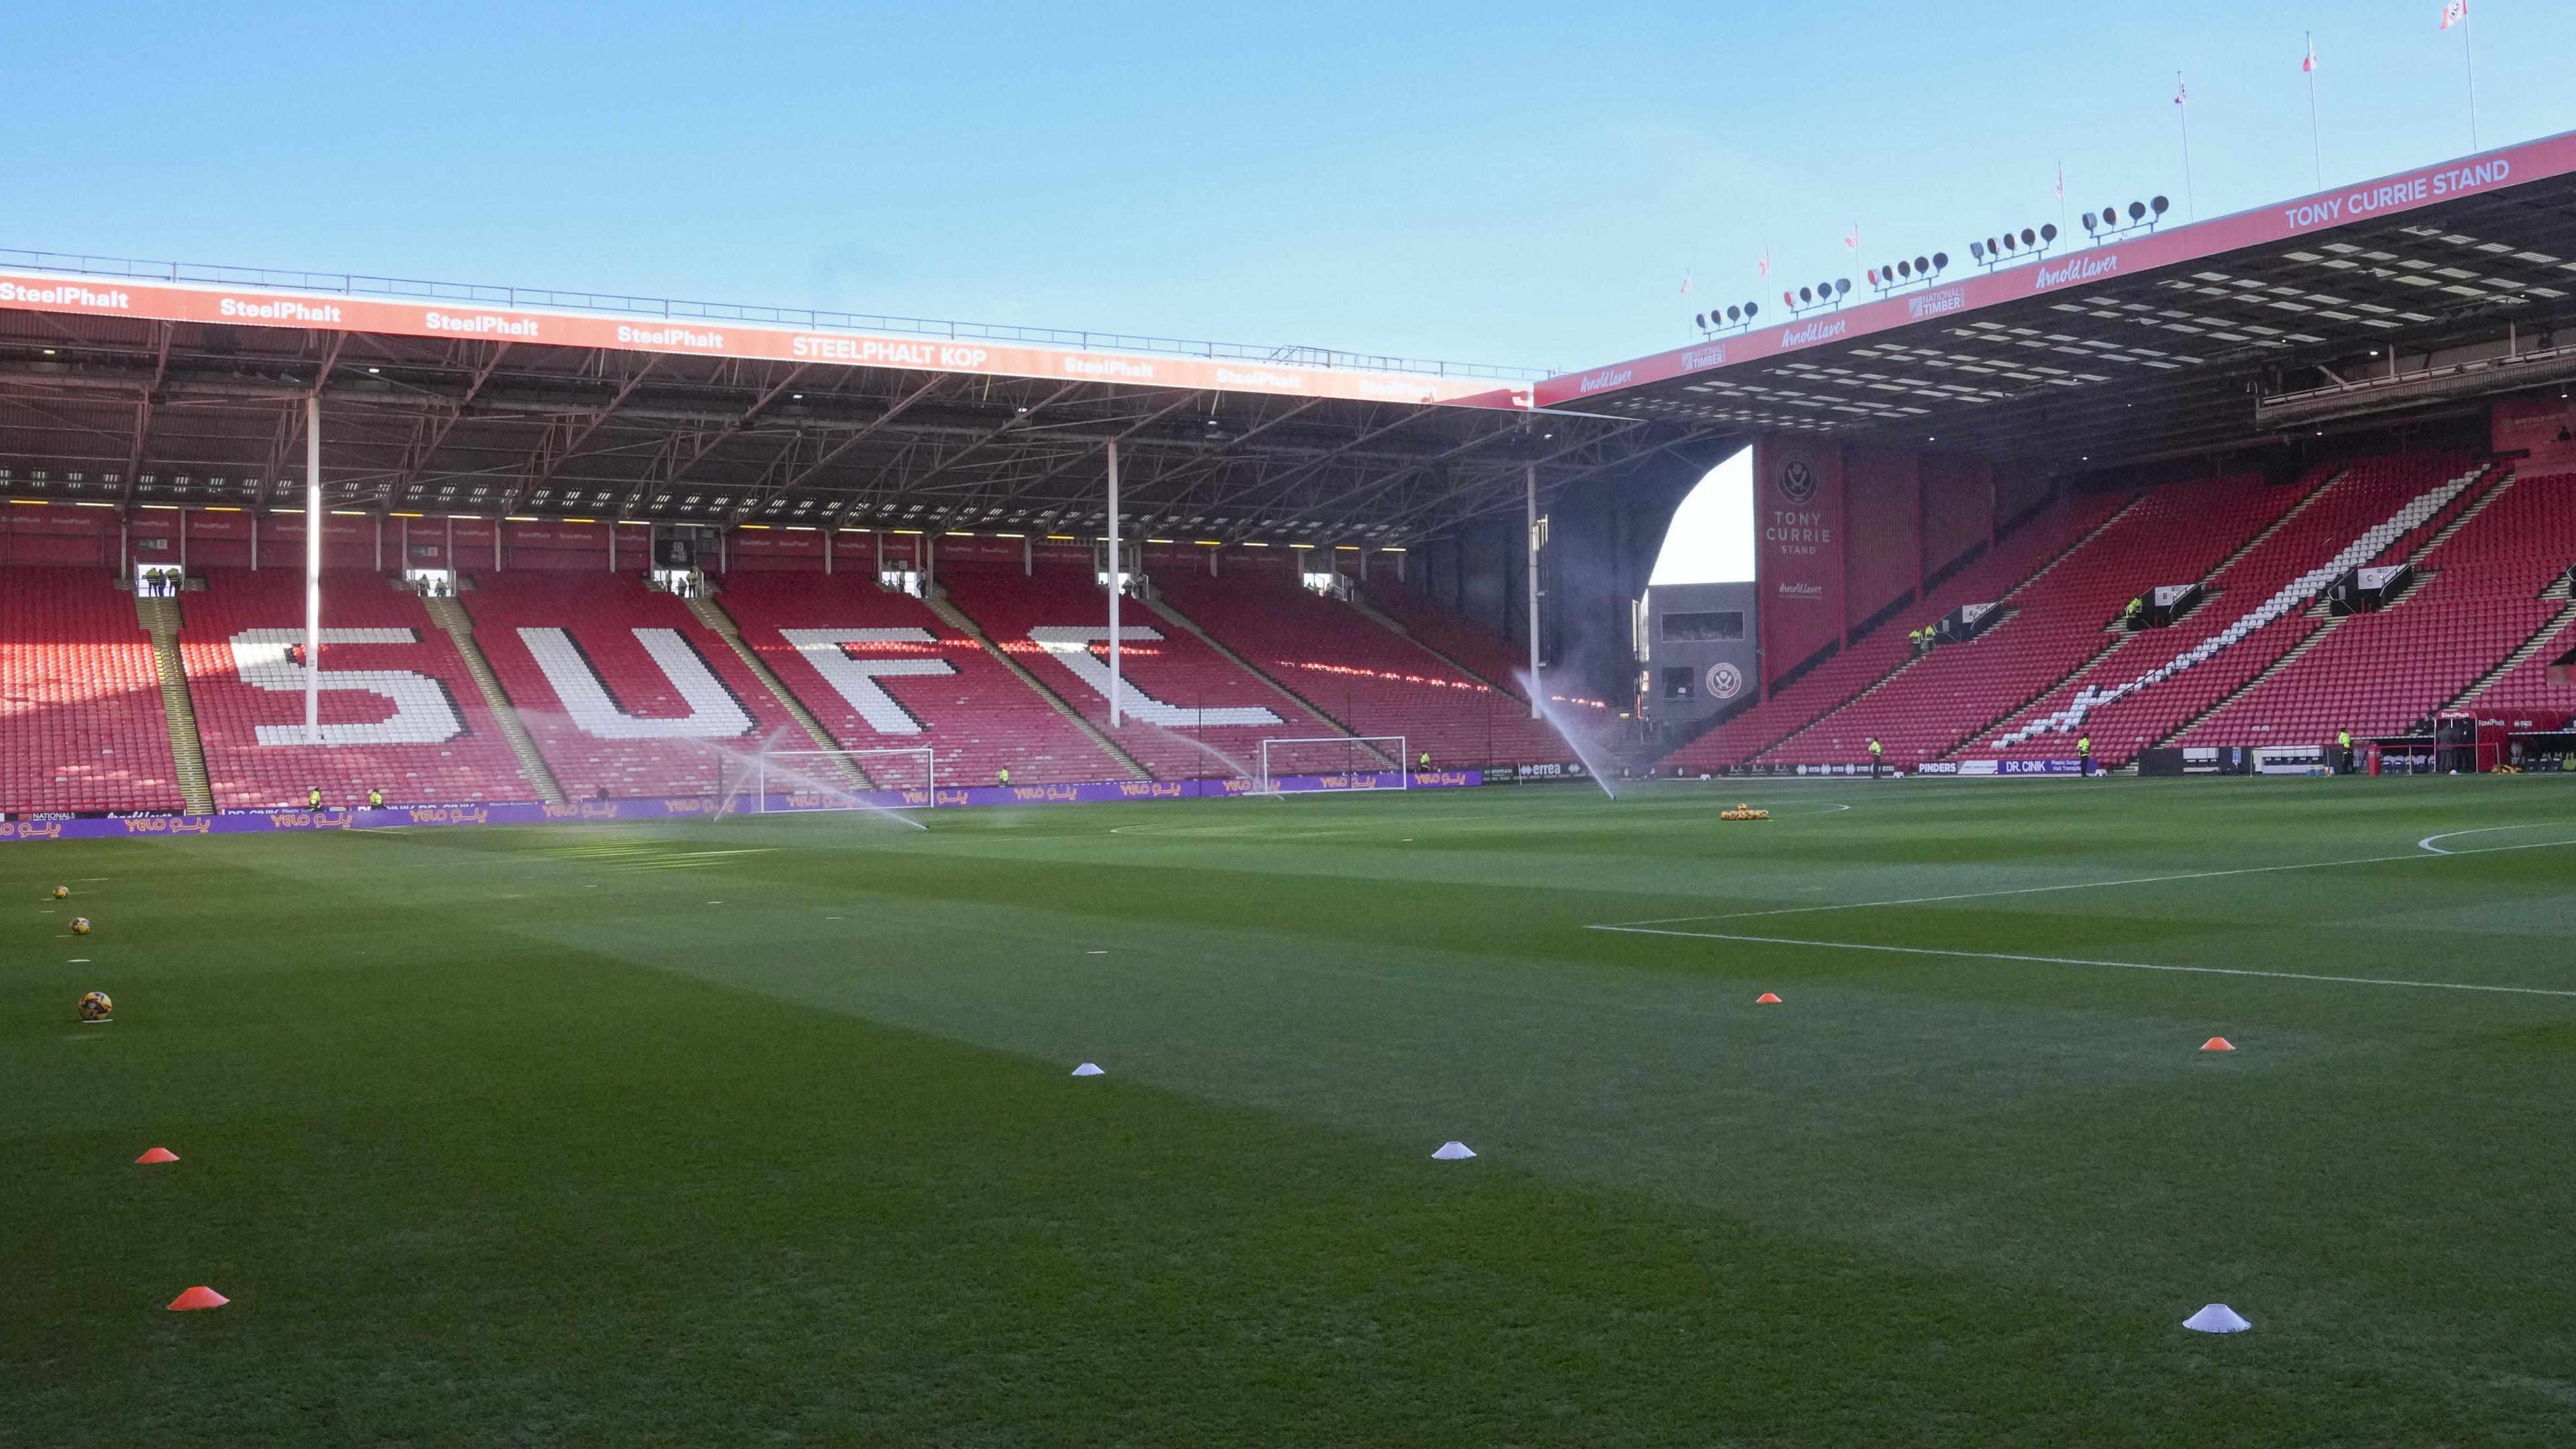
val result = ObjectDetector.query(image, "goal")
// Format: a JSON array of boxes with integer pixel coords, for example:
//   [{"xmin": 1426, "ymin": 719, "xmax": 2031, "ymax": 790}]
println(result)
[
  {"xmin": 748, "ymin": 746, "xmax": 937, "ymax": 810},
  {"xmin": 1255, "ymin": 736, "xmax": 1408, "ymax": 794}
]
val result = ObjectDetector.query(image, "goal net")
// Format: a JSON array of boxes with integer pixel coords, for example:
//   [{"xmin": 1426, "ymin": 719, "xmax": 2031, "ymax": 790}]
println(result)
[
  {"xmin": 749, "ymin": 746, "xmax": 937, "ymax": 809},
  {"xmin": 1256, "ymin": 736, "xmax": 1408, "ymax": 794}
]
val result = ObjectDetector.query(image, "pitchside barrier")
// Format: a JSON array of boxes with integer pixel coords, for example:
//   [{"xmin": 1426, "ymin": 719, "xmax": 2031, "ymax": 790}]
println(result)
[{"xmin": 0, "ymin": 769, "xmax": 1492, "ymax": 843}]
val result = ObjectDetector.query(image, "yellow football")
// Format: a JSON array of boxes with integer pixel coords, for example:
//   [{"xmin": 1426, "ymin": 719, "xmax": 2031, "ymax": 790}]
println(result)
[
  {"xmin": 70, "ymin": 917, "xmax": 91, "ymax": 935},
  {"xmin": 52, "ymin": 885, "xmax": 68, "ymax": 900},
  {"xmin": 78, "ymin": 991, "xmax": 112, "ymax": 1022}
]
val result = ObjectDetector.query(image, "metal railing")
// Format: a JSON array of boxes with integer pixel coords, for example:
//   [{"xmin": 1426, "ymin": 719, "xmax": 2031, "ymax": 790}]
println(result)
[{"xmin": 0, "ymin": 247, "xmax": 1549, "ymax": 382}]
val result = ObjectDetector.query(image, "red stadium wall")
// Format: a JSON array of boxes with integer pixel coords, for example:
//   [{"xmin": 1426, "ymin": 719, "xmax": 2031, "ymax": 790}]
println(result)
[
  {"xmin": 1919, "ymin": 455, "xmax": 1992, "ymax": 578},
  {"xmin": 1753, "ymin": 437, "xmax": 1845, "ymax": 688},
  {"xmin": 1841, "ymin": 447, "xmax": 1919, "ymax": 634}
]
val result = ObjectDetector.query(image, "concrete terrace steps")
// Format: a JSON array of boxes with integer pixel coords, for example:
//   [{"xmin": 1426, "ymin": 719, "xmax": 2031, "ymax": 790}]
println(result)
[
  {"xmin": 133, "ymin": 594, "xmax": 215, "ymax": 816},
  {"xmin": 419, "ymin": 593, "xmax": 568, "ymax": 806},
  {"xmin": 1751, "ymin": 494, "xmax": 2145, "ymax": 765},
  {"xmin": 686, "ymin": 590, "xmax": 873, "ymax": 790},
  {"xmin": 920, "ymin": 588, "xmax": 1151, "ymax": 781}
]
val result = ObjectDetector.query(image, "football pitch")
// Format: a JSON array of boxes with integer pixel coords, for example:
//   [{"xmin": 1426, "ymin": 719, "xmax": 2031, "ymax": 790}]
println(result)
[{"xmin": 6, "ymin": 776, "xmax": 2575, "ymax": 1446}]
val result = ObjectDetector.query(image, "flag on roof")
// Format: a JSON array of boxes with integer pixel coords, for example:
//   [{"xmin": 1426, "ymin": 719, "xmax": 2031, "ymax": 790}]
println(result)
[
  {"xmin": 2441, "ymin": 0, "xmax": 2467, "ymax": 30},
  {"xmin": 2174, "ymin": 74, "xmax": 2189, "ymax": 105},
  {"xmin": 2302, "ymin": 36, "xmax": 2318, "ymax": 72},
  {"xmin": 1678, "ymin": 272, "xmax": 1691, "ymax": 294}
]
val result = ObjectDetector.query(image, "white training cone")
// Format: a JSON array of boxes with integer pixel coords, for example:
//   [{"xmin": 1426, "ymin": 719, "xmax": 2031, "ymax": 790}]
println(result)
[
  {"xmin": 1070, "ymin": 1063, "xmax": 1105, "ymax": 1077},
  {"xmin": 2182, "ymin": 1303, "xmax": 2251, "ymax": 1334},
  {"xmin": 1431, "ymin": 1141, "xmax": 1477, "ymax": 1161}
]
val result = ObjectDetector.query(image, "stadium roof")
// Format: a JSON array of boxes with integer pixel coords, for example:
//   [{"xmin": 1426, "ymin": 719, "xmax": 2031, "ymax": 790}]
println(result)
[
  {"xmin": 0, "ymin": 253, "xmax": 1646, "ymax": 546},
  {"xmin": 1537, "ymin": 127, "xmax": 2576, "ymax": 475}
]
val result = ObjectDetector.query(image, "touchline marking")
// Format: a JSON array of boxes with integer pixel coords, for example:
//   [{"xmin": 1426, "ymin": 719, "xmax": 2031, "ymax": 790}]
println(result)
[
  {"xmin": 1587, "ymin": 925, "xmax": 2576, "ymax": 1000},
  {"xmin": 1611, "ymin": 834, "xmax": 2576, "ymax": 927}
]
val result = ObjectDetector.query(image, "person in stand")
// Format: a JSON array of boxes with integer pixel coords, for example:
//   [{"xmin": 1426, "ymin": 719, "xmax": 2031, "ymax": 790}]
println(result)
[
  {"xmin": 2123, "ymin": 596, "xmax": 2144, "ymax": 630},
  {"xmin": 368, "ymin": 786, "xmax": 383, "ymax": 810},
  {"xmin": 997, "ymin": 766, "xmax": 1012, "ymax": 788},
  {"xmin": 2076, "ymin": 734, "xmax": 2094, "ymax": 777},
  {"xmin": 1867, "ymin": 737, "xmax": 1884, "ymax": 777},
  {"xmin": 307, "ymin": 784, "xmax": 323, "ymax": 810},
  {"xmin": 1418, "ymin": 750, "xmax": 1431, "ymax": 772},
  {"xmin": 2338, "ymin": 728, "xmax": 2355, "ymax": 775}
]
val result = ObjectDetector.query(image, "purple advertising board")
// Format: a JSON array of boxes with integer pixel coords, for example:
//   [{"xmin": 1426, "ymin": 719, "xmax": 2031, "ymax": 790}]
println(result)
[{"xmin": 0, "ymin": 770, "xmax": 1486, "ymax": 845}]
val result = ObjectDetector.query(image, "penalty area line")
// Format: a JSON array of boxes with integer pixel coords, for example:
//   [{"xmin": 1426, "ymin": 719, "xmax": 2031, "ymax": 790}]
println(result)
[{"xmin": 1587, "ymin": 924, "xmax": 2576, "ymax": 1000}]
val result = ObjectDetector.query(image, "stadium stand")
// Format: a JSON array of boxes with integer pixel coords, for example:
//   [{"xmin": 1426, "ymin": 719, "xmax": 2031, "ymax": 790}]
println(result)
[
  {"xmin": 2182, "ymin": 469, "xmax": 2574, "ymax": 745},
  {"xmin": 0, "ymin": 569, "xmax": 187, "ymax": 813},
  {"xmin": 1759, "ymin": 473, "xmax": 2307, "ymax": 769},
  {"xmin": 1982, "ymin": 451, "xmax": 2485, "ymax": 762},
  {"xmin": 1361, "ymin": 583, "xmax": 1528, "ymax": 698},
  {"xmin": 936, "ymin": 564, "xmax": 1348, "ymax": 780},
  {"xmin": 459, "ymin": 572, "xmax": 798, "ymax": 800},
  {"xmin": 177, "ymin": 570, "xmax": 535, "ymax": 808},
  {"xmin": 1155, "ymin": 572, "xmax": 1570, "ymax": 768},
  {"xmin": 1660, "ymin": 493, "xmax": 2119, "ymax": 773},
  {"xmin": 714, "ymin": 571, "xmax": 1132, "ymax": 786}
]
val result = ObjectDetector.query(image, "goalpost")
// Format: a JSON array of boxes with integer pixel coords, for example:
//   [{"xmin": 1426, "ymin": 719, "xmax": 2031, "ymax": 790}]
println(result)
[
  {"xmin": 1256, "ymin": 735, "xmax": 1408, "ymax": 794},
  {"xmin": 750, "ymin": 746, "xmax": 937, "ymax": 810}
]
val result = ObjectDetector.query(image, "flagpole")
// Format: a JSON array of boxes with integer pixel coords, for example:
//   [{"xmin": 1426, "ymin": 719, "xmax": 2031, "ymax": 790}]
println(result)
[
  {"xmin": 2177, "ymin": 73, "xmax": 2196, "ymax": 221},
  {"xmin": 2305, "ymin": 34, "xmax": 2323, "ymax": 190},
  {"xmin": 2463, "ymin": 7, "xmax": 2479, "ymax": 152}
]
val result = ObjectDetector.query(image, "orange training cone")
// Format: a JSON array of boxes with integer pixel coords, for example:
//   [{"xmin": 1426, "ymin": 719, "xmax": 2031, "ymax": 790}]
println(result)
[
  {"xmin": 1756, "ymin": 992, "xmax": 1782, "ymax": 1005},
  {"xmin": 2201, "ymin": 1036, "xmax": 2235, "ymax": 1052},
  {"xmin": 167, "ymin": 1286, "xmax": 228, "ymax": 1311},
  {"xmin": 136, "ymin": 1146, "xmax": 178, "ymax": 1165}
]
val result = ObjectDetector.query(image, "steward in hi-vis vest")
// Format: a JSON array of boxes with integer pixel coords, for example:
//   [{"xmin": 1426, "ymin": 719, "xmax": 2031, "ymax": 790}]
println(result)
[
  {"xmin": 2076, "ymin": 735, "xmax": 2093, "ymax": 775},
  {"xmin": 1868, "ymin": 737, "xmax": 1884, "ymax": 776}
]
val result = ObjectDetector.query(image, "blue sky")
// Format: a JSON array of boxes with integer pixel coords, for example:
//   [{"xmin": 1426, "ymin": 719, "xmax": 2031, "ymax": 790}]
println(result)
[{"xmin": 6, "ymin": 2, "xmax": 2567, "ymax": 375}]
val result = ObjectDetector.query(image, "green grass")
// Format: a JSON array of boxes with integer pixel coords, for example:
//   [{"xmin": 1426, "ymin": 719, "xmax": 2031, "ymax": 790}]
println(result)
[{"xmin": 5, "ymin": 776, "xmax": 2576, "ymax": 1445}]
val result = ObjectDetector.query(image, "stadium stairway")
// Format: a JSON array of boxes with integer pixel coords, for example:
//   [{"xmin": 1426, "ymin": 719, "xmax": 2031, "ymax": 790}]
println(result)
[
  {"xmin": 1134, "ymin": 592, "xmax": 1395, "ymax": 769},
  {"xmin": 134, "ymin": 592, "xmax": 216, "ymax": 814},
  {"xmin": 2008, "ymin": 454, "xmax": 2486, "ymax": 760},
  {"xmin": 1345, "ymin": 588, "xmax": 1519, "ymax": 699},
  {"xmin": 1720, "ymin": 493, "xmax": 2131, "ymax": 770},
  {"xmin": 418, "ymin": 594, "xmax": 566, "ymax": 806},
  {"xmin": 2178, "ymin": 467, "xmax": 2570, "ymax": 745},
  {"xmin": 2158, "ymin": 466, "xmax": 2512, "ymax": 747},
  {"xmin": 1156, "ymin": 571, "xmax": 1566, "ymax": 769},
  {"xmin": 917, "ymin": 587, "xmax": 1151, "ymax": 780},
  {"xmin": 2442, "ymin": 572, "xmax": 2576, "ymax": 711},
  {"xmin": 684, "ymin": 591, "xmax": 872, "ymax": 790}
]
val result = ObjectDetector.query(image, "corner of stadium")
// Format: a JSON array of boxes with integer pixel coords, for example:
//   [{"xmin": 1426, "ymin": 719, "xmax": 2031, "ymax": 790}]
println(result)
[{"xmin": 7, "ymin": 107, "xmax": 2576, "ymax": 1449}]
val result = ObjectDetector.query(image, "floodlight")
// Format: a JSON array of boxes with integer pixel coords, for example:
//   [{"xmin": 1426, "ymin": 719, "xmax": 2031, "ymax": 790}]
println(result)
[
  {"xmin": 1744, "ymin": 301, "xmax": 1759, "ymax": 317},
  {"xmin": 2039, "ymin": 223, "xmax": 2057, "ymax": 243},
  {"xmin": 1929, "ymin": 252, "xmax": 1945, "ymax": 270},
  {"xmin": 1833, "ymin": 278, "xmax": 1850, "ymax": 297},
  {"xmin": 2128, "ymin": 201, "xmax": 2147, "ymax": 221},
  {"xmin": 1799, "ymin": 286, "xmax": 1813, "ymax": 303},
  {"xmin": 1970, "ymin": 240, "xmax": 1985, "ymax": 260},
  {"xmin": 1725, "ymin": 305, "xmax": 1741, "ymax": 322},
  {"xmin": 1895, "ymin": 260, "xmax": 1911, "ymax": 278},
  {"xmin": 1695, "ymin": 313, "xmax": 1707, "ymax": 329},
  {"xmin": 2019, "ymin": 227, "xmax": 2035, "ymax": 246},
  {"xmin": 2002, "ymin": 233, "xmax": 2017, "ymax": 252},
  {"xmin": 2151, "ymin": 195, "xmax": 2170, "ymax": 216},
  {"xmin": 2082, "ymin": 212, "xmax": 2098, "ymax": 232}
]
